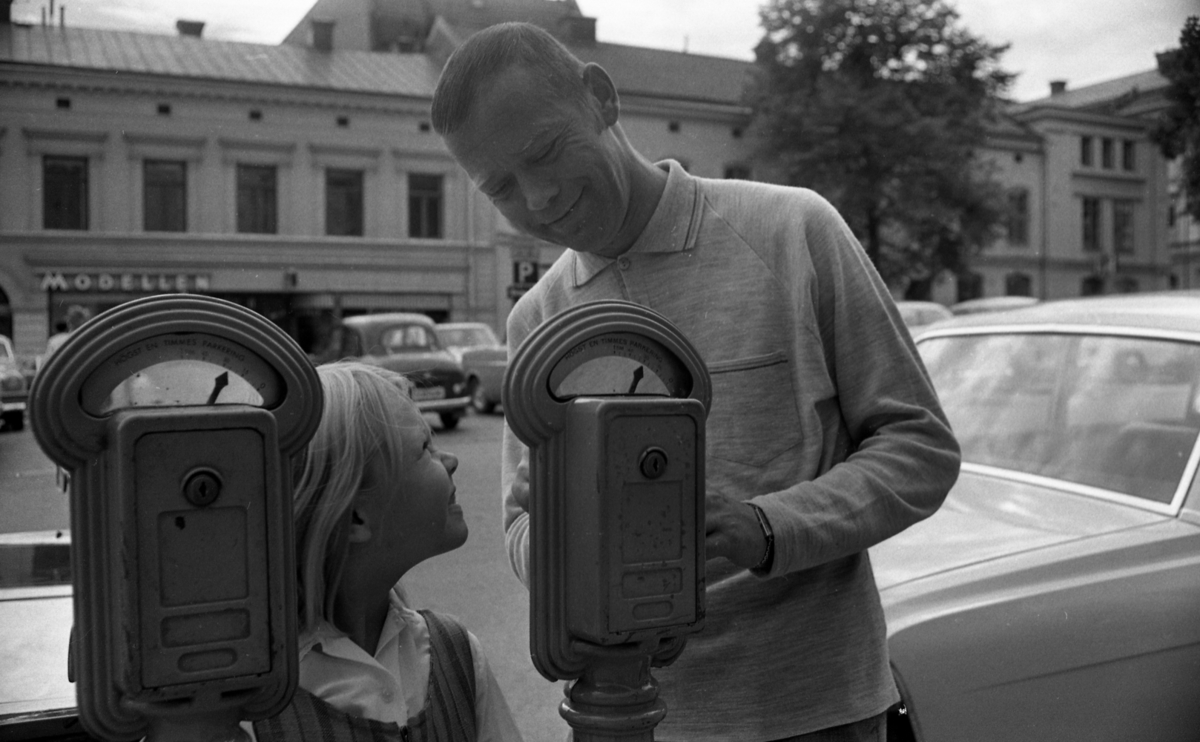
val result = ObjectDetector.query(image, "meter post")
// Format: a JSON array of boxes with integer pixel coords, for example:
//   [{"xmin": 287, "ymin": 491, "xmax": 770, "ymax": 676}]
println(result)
[
  {"xmin": 28, "ymin": 295, "xmax": 322, "ymax": 741},
  {"xmin": 504, "ymin": 301, "xmax": 712, "ymax": 740}
]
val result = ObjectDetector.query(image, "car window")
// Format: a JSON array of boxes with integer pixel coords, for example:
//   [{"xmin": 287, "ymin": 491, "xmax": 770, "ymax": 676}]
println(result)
[
  {"xmin": 382, "ymin": 325, "xmax": 433, "ymax": 353},
  {"xmin": 920, "ymin": 332, "xmax": 1200, "ymax": 504},
  {"xmin": 438, "ymin": 326, "xmax": 499, "ymax": 348},
  {"xmin": 0, "ymin": 337, "xmax": 13, "ymax": 362}
]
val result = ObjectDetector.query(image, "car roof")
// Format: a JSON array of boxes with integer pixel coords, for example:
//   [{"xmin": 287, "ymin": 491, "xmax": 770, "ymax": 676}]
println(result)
[
  {"xmin": 923, "ymin": 291, "xmax": 1200, "ymax": 337},
  {"xmin": 341, "ymin": 312, "xmax": 435, "ymax": 328}
]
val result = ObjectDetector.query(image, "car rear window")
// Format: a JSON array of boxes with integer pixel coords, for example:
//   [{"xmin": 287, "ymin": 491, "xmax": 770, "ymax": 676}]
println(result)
[{"xmin": 919, "ymin": 332, "xmax": 1200, "ymax": 504}]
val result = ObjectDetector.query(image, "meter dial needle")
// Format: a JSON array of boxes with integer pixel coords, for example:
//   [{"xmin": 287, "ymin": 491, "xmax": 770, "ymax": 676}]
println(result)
[
  {"xmin": 206, "ymin": 371, "xmax": 230, "ymax": 405},
  {"xmin": 627, "ymin": 365, "xmax": 645, "ymax": 395}
]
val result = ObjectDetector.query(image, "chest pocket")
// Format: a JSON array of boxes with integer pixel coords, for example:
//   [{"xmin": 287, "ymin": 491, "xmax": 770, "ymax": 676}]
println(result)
[{"xmin": 705, "ymin": 351, "xmax": 804, "ymax": 467}]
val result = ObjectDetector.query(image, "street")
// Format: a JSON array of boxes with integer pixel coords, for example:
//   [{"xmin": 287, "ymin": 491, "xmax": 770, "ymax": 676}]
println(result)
[{"xmin": 0, "ymin": 412, "xmax": 567, "ymax": 741}]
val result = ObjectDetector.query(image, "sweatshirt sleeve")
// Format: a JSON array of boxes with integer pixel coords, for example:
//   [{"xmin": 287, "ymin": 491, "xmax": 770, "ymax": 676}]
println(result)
[{"xmin": 752, "ymin": 191, "xmax": 961, "ymax": 577}]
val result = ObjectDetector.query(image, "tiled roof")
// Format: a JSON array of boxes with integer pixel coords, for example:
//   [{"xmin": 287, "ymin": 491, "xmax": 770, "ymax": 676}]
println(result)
[
  {"xmin": 569, "ymin": 41, "xmax": 754, "ymax": 107},
  {"xmin": 0, "ymin": 23, "xmax": 441, "ymax": 98},
  {"xmin": 1012, "ymin": 68, "xmax": 1168, "ymax": 113}
]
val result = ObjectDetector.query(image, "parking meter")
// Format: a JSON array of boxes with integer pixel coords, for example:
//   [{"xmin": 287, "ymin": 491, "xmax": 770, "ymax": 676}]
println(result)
[
  {"xmin": 28, "ymin": 294, "xmax": 322, "ymax": 741},
  {"xmin": 505, "ymin": 300, "xmax": 710, "ymax": 738}
]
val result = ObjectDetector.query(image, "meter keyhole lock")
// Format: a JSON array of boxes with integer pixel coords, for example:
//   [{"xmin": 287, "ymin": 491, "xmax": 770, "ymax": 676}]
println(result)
[
  {"xmin": 183, "ymin": 468, "xmax": 223, "ymax": 508},
  {"xmin": 638, "ymin": 447, "xmax": 668, "ymax": 480}
]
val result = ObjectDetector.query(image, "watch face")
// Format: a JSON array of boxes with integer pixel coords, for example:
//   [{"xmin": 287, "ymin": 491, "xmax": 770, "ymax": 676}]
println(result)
[
  {"xmin": 79, "ymin": 332, "xmax": 285, "ymax": 415},
  {"xmin": 547, "ymin": 332, "xmax": 692, "ymax": 401}
]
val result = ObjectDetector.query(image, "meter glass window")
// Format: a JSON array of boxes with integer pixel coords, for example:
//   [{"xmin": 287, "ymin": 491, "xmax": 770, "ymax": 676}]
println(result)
[
  {"xmin": 80, "ymin": 333, "xmax": 284, "ymax": 415},
  {"xmin": 548, "ymin": 333, "xmax": 692, "ymax": 401},
  {"xmin": 95, "ymin": 360, "xmax": 266, "ymax": 413}
]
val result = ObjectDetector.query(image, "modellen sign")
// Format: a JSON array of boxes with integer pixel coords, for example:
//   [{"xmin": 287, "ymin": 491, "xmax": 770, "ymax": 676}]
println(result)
[{"xmin": 39, "ymin": 272, "xmax": 212, "ymax": 293}]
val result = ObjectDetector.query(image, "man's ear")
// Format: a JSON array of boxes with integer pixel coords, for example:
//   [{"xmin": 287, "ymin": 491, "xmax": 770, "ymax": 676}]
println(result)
[
  {"xmin": 347, "ymin": 507, "xmax": 372, "ymax": 544},
  {"xmin": 582, "ymin": 63, "xmax": 619, "ymax": 128}
]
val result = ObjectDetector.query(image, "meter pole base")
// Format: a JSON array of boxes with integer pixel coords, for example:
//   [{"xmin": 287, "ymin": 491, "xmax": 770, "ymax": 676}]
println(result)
[{"xmin": 560, "ymin": 655, "xmax": 666, "ymax": 741}]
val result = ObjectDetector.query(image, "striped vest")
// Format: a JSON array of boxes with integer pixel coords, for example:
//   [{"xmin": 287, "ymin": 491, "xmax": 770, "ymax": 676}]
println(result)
[{"xmin": 253, "ymin": 610, "xmax": 478, "ymax": 741}]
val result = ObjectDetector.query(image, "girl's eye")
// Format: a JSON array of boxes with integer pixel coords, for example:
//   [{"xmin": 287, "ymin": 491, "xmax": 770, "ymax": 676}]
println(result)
[{"xmin": 531, "ymin": 143, "xmax": 558, "ymax": 165}]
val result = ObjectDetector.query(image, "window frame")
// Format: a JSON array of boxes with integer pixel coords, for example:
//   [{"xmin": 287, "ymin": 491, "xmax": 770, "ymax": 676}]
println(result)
[
  {"xmin": 407, "ymin": 173, "xmax": 444, "ymax": 239},
  {"xmin": 42, "ymin": 155, "xmax": 90, "ymax": 230},
  {"xmin": 236, "ymin": 163, "xmax": 279, "ymax": 235},
  {"xmin": 142, "ymin": 159, "xmax": 188, "ymax": 233},
  {"xmin": 325, "ymin": 167, "xmax": 365, "ymax": 237}
]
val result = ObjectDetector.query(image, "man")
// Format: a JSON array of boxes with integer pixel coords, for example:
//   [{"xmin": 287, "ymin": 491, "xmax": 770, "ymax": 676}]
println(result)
[{"xmin": 433, "ymin": 22, "xmax": 960, "ymax": 741}]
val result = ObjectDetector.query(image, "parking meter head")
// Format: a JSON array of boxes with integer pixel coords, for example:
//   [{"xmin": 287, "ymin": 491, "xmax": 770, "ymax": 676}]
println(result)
[
  {"xmin": 504, "ymin": 301, "xmax": 711, "ymax": 681},
  {"xmin": 28, "ymin": 294, "xmax": 322, "ymax": 740}
]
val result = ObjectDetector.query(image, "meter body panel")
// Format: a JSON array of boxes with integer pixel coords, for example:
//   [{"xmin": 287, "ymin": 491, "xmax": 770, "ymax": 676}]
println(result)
[
  {"xmin": 504, "ymin": 300, "xmax": 712, "ymax": 681},
  {"xmin": 110, "ymin": 408, "xmax": 281, "ymax": 694},
  {"xmin": 564, "ymin": 398, "xmax": 705, "ymax": 645},
  {"xmin": 28, "ymin": 294, "xmax": 322, "ymax": 740}
]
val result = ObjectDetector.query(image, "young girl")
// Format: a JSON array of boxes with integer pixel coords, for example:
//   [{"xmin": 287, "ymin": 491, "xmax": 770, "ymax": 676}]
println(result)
[{"xmin": 253, "ymin": 361, "xmax": 523, "ymax": 742}]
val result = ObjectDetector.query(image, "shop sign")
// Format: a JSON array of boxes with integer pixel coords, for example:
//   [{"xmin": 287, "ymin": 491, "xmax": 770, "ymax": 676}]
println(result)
[{"xmin": 39, "ymin": 272, "xmax": 212, "ymax": 294}]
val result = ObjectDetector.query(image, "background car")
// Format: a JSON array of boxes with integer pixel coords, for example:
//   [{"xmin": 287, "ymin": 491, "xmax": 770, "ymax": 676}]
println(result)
[
  {"xmin": 894, "ymin": 300, "xmax": 953, "ymax": 336},
  {"xmin": 0, "ymin": 335, "xmax": 29, "ymax": 432},
  {"xmin": 332, "ymin": 313, "xmax": 470, "ymax": 430},
  {"xmin": 434, "ymin": 322, "xmax": 507, "ymax": 415},
  {"xmin": 872, "ymin": 292, "xmax": 1200, "ymax": 742},
  {"xmin": 948, "ymin": 295, "xmax": 1040, "ymax": 315}
]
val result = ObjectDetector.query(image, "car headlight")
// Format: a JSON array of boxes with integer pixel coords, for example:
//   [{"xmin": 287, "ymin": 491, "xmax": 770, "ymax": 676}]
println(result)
[
  {"xmin": 1, "ymin": 371, "xmax": 24, "ymax": 392},
  {"xmin": 452, "ymin": 381, "xmax": 466, "ymax": 395}
]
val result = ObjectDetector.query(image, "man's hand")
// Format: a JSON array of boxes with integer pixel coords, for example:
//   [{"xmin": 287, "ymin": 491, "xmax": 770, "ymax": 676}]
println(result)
[{"xmin": 704, "ymin": 491, "xmax": 768, "ymax": 570}]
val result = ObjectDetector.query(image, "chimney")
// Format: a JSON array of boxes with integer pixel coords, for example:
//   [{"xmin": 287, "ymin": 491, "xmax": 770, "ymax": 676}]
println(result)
[
  {"xmin": 1050, "ymin": 80, "xmax": 1067, "ymax": 96},
  {"xmin": 311, "ymin": 18, "xmax": 335, "ymax": 52},
  {"xmin": 176, "ymin": 19, "xmax": 205, "ymax": 38}
]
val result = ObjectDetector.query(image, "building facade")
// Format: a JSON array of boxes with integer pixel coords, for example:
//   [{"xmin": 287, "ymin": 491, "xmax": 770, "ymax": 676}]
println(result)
[
  {"xmin": 0, "ymin": 0, "xmax": 755, "ymax": 359},
  {"xmin": 0, "ymin": 0, "xmax": 1184, "ymax": 360}
]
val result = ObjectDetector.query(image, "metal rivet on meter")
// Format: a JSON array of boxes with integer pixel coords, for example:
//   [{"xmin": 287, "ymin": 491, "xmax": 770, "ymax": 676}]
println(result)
[
  {"xmin": 183, "ymin": 469, "xmax": 223, "ymax": 507},
  {"xmin": 639, "ymin": 447, "xmax": 668, "ymax": 479}
]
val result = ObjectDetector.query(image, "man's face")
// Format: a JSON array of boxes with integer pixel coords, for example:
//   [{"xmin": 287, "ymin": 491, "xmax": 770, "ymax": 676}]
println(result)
[{"xmin": 442, "ymin": 64, "xmax": 633, "ymax": 258}]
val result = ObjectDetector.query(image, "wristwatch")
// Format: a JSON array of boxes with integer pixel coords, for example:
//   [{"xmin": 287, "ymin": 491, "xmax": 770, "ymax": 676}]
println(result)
[{"xmin": 748, "ymin": 502, "xmax": 775, "ymax": 573}]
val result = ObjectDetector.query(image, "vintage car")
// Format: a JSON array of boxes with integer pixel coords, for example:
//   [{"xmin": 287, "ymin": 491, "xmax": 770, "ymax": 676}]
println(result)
[
  {"xmin": 894, "ymin": 300, "xmax": 952, "ymax": 337},
  {"xmin": 948, "ymin": 294, "xmax": 1040, "ymax": 316},
  {"xmin": 334, "ymin": 313, "xmax": 470, "ymax": 430},
  {"xmin": 0, "ymin": 334, "xmax": 28, "ymax": 431},
  {"xmin": 434, "ymin": 322, "xmax": 507, "ymax": 414},
  {"xmin": 873, "ymin": 292, "xmax": 1200, "ymax": 741}
]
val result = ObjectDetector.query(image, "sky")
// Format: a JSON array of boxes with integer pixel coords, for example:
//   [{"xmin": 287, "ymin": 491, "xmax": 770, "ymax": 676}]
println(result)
[{"xmin": 8, "ymin": 0, "xmax": 1194, "ymax": 102}]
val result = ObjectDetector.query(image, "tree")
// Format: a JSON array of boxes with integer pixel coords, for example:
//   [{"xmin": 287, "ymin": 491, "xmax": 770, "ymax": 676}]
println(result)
[
  {"xmin": 748, "ymin": 0, "xmax": 1014, "ymax": 294},
  {"xmin": 1151, "ymin": 16, "xmax": 1200, "ymax": 221}
]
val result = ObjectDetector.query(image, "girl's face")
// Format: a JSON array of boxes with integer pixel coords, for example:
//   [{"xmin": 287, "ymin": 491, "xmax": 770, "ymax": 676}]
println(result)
[{"xmin": 361, "ymin": 394, "xmax": 468, "ymax": 569}]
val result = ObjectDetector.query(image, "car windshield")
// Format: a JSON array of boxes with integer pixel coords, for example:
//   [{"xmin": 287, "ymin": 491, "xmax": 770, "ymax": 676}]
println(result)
[
  {"xmin": 919, "ymin": 332, "xmax": 1200, "ymax": 504},
  {"xmin": 437, "ymin": 326, "xmax": 499, "ymax": 348},
  {"xmin": 0, "ymin": 338, "xmax": 13, "ymax": 362},
  {"xmin": 381, "ymin": 325, "xmax": 435, "ymax": 353}
]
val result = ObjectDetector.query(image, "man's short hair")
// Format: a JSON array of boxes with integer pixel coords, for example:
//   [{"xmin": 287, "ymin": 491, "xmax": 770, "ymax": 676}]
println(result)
[{"xmin": 432, "ymin": 22, "xmax": 590, "ymax": 135}]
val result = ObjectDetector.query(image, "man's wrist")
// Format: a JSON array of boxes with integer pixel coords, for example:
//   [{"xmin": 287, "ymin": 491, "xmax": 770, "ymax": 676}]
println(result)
[{"xmin": 747, "ymin": 502, "xmax": 774, "ymax": 573}]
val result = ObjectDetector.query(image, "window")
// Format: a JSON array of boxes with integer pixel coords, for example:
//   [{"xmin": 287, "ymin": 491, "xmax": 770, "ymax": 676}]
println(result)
[
  {"xmin": 724, "ymin": 165, "xmax": 752, "ymax": 180},
  {"xmin": 1005, "ymin": 272, "xmax": 1033, "ymax": 296},
  {"xmin": 1101, "ymin": 138, "xmax": 1114, "ymax": 169},
  {"xmin": 43, "ymin": 156, "xmax": 89, "ymax": 230},
  {"xmin": 1081, "ymin": 276, "xmax": 1104, "ymax": 296},
  {"xmin": 408, "ymin": 174, "xmax": 443, "ymax": 238},
  {"xmin": 326, "ymin": 168, "xmax": 364, "ymax": 236},
  {"xmin": 143, "ymin": 160, "xmax": 187, "ymax": 232},
  {"xmin": 1113, "ymin": 200, "xmax": 1135, "ymax": 255},
  {"xmin": 1114, "ymin": 276, "xmax": 1139, "ymax": 293},
  {"xmin": 1006, "ymin": 188, "xmax": 1029, "ymax": 246},
  {"xmin": 237, "ymin": 164, "xmax": 278, "ymax": 234},
  {"xmin": 1082, "ymin": 197, "xmax": 1101, "ymax": 252},
  {"xmin": 1122, "ymin": 140, "xmax": 1136, "ymax": 171},
  {"xmin": 1080, "ymin": 136, "xmax": 1093, "ymax": 167}
]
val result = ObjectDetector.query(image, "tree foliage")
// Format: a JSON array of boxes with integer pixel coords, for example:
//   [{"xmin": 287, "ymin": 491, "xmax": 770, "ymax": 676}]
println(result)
[
  {"xmin": 1151, "ymin": 16, "xmax": 1200, "ymax": 221},
  {"xmin": 748, "ymin": 0, "xmax": 1014, "ymax": 293}
]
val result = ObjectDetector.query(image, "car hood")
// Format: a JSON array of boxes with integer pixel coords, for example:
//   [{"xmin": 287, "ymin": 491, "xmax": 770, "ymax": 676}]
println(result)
[
  {"xmin": 456, "ymin": 346, "xmax": 506, "ymax": 363},
  {"xmin": 870, "ymin": 468, "xmax": 1169, "ymax": 592},
  {"xmin": 365, "ymin": 350, "xmax": 461, "ymax": 373},
  {"xmin": 0, "ymin": 586, "xmax": 74, "ymax": 718}
]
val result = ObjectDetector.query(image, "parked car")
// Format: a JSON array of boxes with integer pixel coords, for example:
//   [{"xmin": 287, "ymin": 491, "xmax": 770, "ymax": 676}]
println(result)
[
  {"xmin": 435, "ymin": 322, "xmax": 507, "ymax": 414},
  {"xmin": 0, "ymin": 334, "xmax": 29, "ymax": 431},
  {"xmin": 948, "ymin": 295, "xmax": 1040, "ymax": 316},
  {"xmin": 894, "ymin": 300, "xmax": 952, "ymax": 336},
  {"xmin": 333, "ymin": 313, "xmax": 471, "ymax": 430},
  {"xmin": 872, "ymin": 292, "xmax": 1200, "ymax": 741}
]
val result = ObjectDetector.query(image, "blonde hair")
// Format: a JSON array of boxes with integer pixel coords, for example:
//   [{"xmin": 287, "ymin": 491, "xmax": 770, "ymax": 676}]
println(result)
[{"xmin": 292, "ymin": 361, "xmax": 414, "ymax": 633}]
